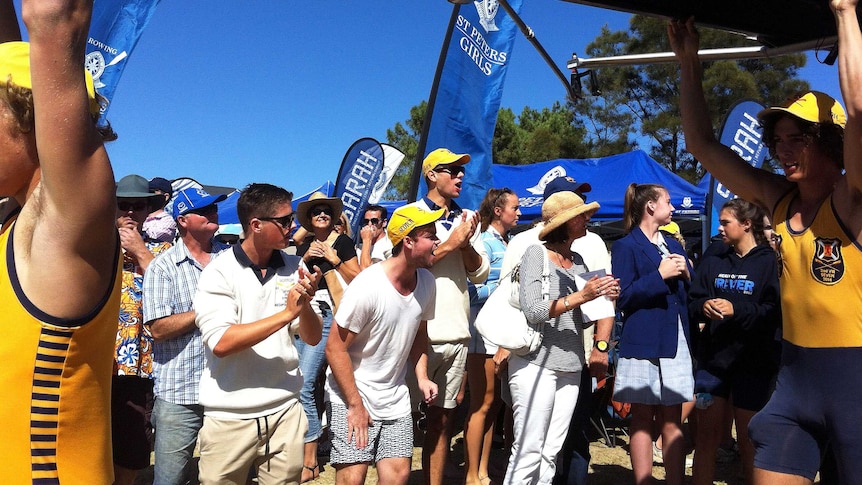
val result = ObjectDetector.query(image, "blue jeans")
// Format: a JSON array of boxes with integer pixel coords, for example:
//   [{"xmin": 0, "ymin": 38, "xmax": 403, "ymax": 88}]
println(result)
[
  {"xmin": 152, "ymin": 398, "xmax": 204, "ymax": 485},
  {"xmin": 295, "ymin": 300, "xmax": 332, "ymax": 442}
]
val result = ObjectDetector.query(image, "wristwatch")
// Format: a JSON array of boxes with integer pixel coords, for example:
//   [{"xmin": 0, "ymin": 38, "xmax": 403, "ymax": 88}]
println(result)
[{"xmin": 594, "ymin": 339, "xmax": 610, "ymax": 353}]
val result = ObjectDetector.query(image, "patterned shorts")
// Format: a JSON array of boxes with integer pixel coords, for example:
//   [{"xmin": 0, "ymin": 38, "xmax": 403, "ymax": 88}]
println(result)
[{"xmin": 328, "ymin": 402, "xmax": 413, "ymax": 465}]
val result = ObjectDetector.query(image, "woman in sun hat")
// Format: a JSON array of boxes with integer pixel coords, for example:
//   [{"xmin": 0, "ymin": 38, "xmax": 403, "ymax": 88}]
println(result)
[
  {"xmin": 611, "ymin": 183, "xmax": 694, "ymax": 485},
  {"xmin": 504, "ymin": 191, "xmax": 619, "ymax": 485},
  {"xmin": 294, "ymin": 191, "xmax": 360, "ymax": 481}
]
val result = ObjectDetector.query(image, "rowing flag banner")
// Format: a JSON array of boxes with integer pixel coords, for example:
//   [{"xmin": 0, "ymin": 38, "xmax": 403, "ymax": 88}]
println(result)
[
  {"xmin": 419, "ymin": 0, "xmax": 524, "ymax": 211},
  {"xmin": 368, "ymin": 144, "xmax": 407, "ymax": 204},
  {"xmin": 706, "ymin": 99, "xmax": 768, "ymax": 235},
  {"xmin": 335, "ymin": 138, "xmax": 386, "ymax": 238},
  {"xmin": 86, "ymin": 0, "xmax": 162, "ymax": 122}
]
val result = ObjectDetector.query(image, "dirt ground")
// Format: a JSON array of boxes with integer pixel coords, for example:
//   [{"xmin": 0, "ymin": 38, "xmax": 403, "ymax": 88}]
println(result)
[{"xmin": 134, "ymin": 421, "xmax": 759, "ymax": 485}]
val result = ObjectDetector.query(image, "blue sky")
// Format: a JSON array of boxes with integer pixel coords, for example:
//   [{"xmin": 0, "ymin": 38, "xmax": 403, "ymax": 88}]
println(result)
[{"xmin": 91, "ymin": 0, "xmax": 841, "ymax": 196}]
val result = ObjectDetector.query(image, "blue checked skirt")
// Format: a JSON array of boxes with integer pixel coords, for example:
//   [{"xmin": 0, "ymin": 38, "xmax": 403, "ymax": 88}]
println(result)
[{"xmin": 613, "ymin": 318, "xmax": 694, "ymax": 406}]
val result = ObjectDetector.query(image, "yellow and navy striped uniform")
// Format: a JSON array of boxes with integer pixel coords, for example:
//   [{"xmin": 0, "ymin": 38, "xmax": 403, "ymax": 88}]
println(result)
[
  {"xmin": 774, "ymin": 191, "xmax": 862, "ymax": 347},
  {"xmin": 0, "ymin": 214, "xmax": 121, "ymax": 484}
]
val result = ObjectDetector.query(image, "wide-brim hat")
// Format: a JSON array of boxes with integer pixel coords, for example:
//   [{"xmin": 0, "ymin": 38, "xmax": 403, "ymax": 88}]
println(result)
[
  {"xmin": 297, "ymin": 191, "xmax": 343, "ymax": 231},
  {"xmin": 116, "ymin": 175, "xmax": 164, "ymax": 210},
  {"xmin": 758, "ymin": 91, "xmax": 846, "ymax": 129},
  {"xmin": 387, "ymin": 203, "xmax": 445, "ymax": 246},
  {"xmin": 422, "ymin": 148, "xmax": 470, "ymax": 174},
  {"xmin": 538, "ymin": 191, "xmax": 600, "ymax": 241}
]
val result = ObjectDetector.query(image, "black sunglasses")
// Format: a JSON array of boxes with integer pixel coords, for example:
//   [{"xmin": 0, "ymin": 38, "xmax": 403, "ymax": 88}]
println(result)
[
  {"xmin": 434, "ymin": 165, "xmax": 465, "ymax": 177},
  {"xmin": 259, "ymin": 213, "xmax": 295, "ymax": 229},
  {"xmin": 186, "ymin": 204, "xmax": 218, "ymax": 217},
  {"xmin": 118, "ymin": 201, "xmax": 150, "ymax": 212},
  {"xmin": 417, "ymin": 401, "xmax": 428, "ymax": 431},
  {"xmin": 309, "ymin": 206, "xmax": 333, "ymax": 217},
  {"xmin": 361, "ymin": 217, "xmax": 381, "ymax": 226}
]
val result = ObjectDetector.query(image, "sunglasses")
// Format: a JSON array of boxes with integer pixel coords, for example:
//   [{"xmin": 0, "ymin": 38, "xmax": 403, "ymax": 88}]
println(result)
[
  {"xmin": 185, "ymin": 204, "xmax": 218, "ymax": 217},
  {"xmin": 308, "ymin": 206, "xmax": 333, "ymax": 217},
  {"xmin": 259, "ymin": 213, "xmax": 295, "ymax": 229},
  {"xmin": 434, "ymin": 165, "xmax": 465, "ymax": 177},
  {"xmin": 361, "ymin": 217, "xmax": 381, "ymax": 226},
  {"xmin": 118, "ymin": 201, "xmax": 149, "ymax": 212},
  {"xmin": 417, "ymin": 401, "xmax": 428, "ymax": 431}
]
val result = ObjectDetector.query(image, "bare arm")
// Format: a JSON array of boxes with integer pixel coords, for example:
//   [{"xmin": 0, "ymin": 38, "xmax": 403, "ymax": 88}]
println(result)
[
  {"xmin": 18, "ymin": 0, "xmax": 118, "ymax": 318},
  {"xmin": 668, "ymin": 17, "xmax": 790, "ymax": 210},
  {"xmin": 149, "ymin": 311, "xmax": 196, "ymax": 342},
  {"xmin": 325, "ymin": 323, "xmax": 372, "ymax": 448},
  {"xmin": 409, "ymin": 321, "xmax": 437, "ymax": 402},
  {"xmin": 833, "ymin": 0, "xmax": 862, "ymax": 193},
  {"xmin": 358, "ymin": 225, "xmax": 378, "ymax": 269},
  {"xmin": 588, "ymin": 316, "xmax": 614, "ymax": 379},
  {"xmin": 0, "ymin": 0, "xmax": 21, "ymax": 42}
]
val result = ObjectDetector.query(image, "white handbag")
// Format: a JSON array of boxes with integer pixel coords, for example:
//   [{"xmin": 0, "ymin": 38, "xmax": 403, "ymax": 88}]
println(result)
[{"xmin": 475, "ymin": 245, "xmax": 550, "ymax": 355}]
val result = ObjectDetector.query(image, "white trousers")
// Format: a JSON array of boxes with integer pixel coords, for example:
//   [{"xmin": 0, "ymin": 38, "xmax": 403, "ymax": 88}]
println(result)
[{"xmin": 504, "ymin": 354, "xmax": 581, "ymax": 485}]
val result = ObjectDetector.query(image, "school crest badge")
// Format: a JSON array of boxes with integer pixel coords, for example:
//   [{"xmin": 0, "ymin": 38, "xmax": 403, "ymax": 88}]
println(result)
[
  {"xmin": 811, "ymin": 237, "xmax": 844, "ymax": 285},
  {"xmin": 475, "ymin": 0, "xmax": 500, "ymax": 32}
]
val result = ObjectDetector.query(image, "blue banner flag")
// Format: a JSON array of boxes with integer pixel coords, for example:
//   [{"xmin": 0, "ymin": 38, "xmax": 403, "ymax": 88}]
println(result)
[
  {"xmin": 705, "ymin": 99, "xmax": 768, "ymax": 235},
  {"xmin": 86, "ymin": 0, "xmax": 162, "ymax": 121},
  {"xmin": 418, "ymin": 0, "xmax": 523, "ymax": 211},
  {"xmin": 334, "ymin": 138, "xmax": 385, "ymax": 238}
]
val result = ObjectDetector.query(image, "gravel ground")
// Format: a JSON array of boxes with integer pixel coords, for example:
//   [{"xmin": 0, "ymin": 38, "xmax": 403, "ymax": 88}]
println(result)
[{"xmin": 133, "ymin": 424, "xmax": 761, "ymax": 485}]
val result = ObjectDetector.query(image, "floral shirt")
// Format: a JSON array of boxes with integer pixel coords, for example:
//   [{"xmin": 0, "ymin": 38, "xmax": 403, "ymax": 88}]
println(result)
[{"xmin": 116, "ymin": 239, "xmax": 171, "ymax": 377}]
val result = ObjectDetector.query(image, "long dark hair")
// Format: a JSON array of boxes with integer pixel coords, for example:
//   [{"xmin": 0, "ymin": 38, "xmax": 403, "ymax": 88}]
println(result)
[
  {"xmin": 722, "ymin": 199, "xmax": 768, "ymax": 246},
  {"xmin": 623, "ymin": 183, "xmax": 665, "ymax": 233}
]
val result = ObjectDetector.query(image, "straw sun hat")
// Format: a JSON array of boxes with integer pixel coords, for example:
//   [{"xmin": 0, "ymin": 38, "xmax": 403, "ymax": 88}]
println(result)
[
  {"xmin": 538, "ymin": 191, "xmax": 600, "ymax": 241},
  {"xmin": 296, "ymin": 192, "xmax": 343, "ymax": 231}
]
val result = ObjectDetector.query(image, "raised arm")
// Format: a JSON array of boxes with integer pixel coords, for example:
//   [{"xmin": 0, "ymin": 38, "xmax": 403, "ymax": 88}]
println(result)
[
  {"xmin": 18, "ymin": 0, "xmax": 118, "ymax": 318},
  {"xmin": 832, "ymin": 0, "xmax": 862, "ymax": 192},
  {"xmin": 668, "ymin": 17, "xmax": 790, "ymax": 210}
]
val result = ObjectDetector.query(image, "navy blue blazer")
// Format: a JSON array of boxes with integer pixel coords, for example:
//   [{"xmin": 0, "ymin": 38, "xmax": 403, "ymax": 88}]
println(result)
[{"xmin": 611, "ymin": 227, "xmax": 693, "ymax": 360}]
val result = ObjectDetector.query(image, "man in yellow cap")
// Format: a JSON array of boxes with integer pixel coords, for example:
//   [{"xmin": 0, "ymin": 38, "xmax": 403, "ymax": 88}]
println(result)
[
  {"xmin": 326, "ymin": 204, "xmax": 443, "ymax": 485},
  {"xmin": 409, "ymin": 147, "xmax": 490, "ymax": 485},
  {"xmin": 670, "ymin": 1, "xmax": 862, "ymax": 482},
  {"xmin": 0, "ymin": 0, "xmax": 122, "ymax": 483}
]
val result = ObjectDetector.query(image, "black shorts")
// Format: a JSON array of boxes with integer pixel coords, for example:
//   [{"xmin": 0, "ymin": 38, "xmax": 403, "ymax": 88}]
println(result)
[
  {"xmin": 693, "ymin": 366, "xmax": 775, "ymax": 412},
  {"xmin": 748, "ymin": 342, "xmax": 862, "ymax": 482},
  {"xmin": 111, "ymin": 375, "xmax": 154, "ymax": 470}
]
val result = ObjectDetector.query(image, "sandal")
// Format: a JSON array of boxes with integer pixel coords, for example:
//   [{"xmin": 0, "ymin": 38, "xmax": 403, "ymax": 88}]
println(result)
[{"xmin": 301, "ymin": 464, "xmax": 319, "ymax": 483}]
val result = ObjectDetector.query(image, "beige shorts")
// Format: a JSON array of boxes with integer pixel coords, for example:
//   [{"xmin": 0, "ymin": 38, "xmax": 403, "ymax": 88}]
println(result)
[
  {"xmin": 407, "ymin": 340, "xmax": 468, "ymax": 410},
  {"xmin": 198, "ymin": 401, "xmax": 307, "ymax": 485}
]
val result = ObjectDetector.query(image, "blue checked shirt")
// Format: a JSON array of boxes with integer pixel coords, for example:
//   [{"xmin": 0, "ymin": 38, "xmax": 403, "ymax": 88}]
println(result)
[{"xmin": 143, "ymin": 237, "xmax": 230, "ymax": 405}]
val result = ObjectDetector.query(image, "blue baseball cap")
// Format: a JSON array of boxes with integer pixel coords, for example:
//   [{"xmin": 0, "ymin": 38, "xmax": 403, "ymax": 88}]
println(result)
[
  {"xmin": 543, "ymin": 176, "xmax": 592, "ymax": 201},
  {"xmin": 170, "ymin": 187, "xmax": 227, "ymax": 218}
]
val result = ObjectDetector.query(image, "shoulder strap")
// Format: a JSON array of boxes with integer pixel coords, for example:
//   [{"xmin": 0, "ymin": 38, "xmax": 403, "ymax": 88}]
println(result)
[{"xmin": 540, "ymin": 245, "xmax": 550, "ymax": 301}]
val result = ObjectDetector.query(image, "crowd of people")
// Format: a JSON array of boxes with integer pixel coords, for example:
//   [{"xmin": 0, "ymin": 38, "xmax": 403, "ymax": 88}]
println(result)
[{"xmin": 2, "ymin": 0, "xmax": 861, "ymax": 484}]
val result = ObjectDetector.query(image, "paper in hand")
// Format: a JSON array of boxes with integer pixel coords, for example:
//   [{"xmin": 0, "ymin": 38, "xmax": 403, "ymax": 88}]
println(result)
[{"xmin": 574, "ymin": 269, "xmax": 616, "ymax": 322}]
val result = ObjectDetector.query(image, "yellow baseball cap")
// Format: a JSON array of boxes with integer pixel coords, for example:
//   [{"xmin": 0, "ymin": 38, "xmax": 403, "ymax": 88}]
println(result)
[
  {"xmin": 659, "ymin": 221, "xmax": 681, "ymax": 236},
  {"xmin": 758, "ymin": 91, "xmax": 846, "ymax": 129},
  {"xmin": 0, "ymin": 41, "xmax": 101, "ymax": 116},
  {"xmin": 387, "ymin": 204, "xmax": 444, "ymax": 246},
  {"xmin": 422, "ymin": 148, "xmax": 470, "ymax": 174}
]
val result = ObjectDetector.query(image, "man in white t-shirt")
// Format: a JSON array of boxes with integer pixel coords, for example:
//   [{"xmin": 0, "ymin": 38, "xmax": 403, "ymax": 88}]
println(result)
[{"xmin": 326, "ymin": 204, "xmax": 443, "ymax": 485}]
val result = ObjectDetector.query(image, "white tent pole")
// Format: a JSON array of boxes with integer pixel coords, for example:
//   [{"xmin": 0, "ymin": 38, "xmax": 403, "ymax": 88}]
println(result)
[{"xmin": 567, "ymin": 37, "xmax": 837, "ymax": 69}]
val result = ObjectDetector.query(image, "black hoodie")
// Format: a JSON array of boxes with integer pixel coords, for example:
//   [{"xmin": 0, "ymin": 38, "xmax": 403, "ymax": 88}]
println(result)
[{"xmin": 688, "ymin": 243, "xmax": 781, "ymax": 376}]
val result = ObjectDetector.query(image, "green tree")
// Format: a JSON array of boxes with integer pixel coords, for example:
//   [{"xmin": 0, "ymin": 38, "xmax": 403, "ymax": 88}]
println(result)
[{"xmin": 580, "ymin": 16, "xmax": 808, "ymax": 181}]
